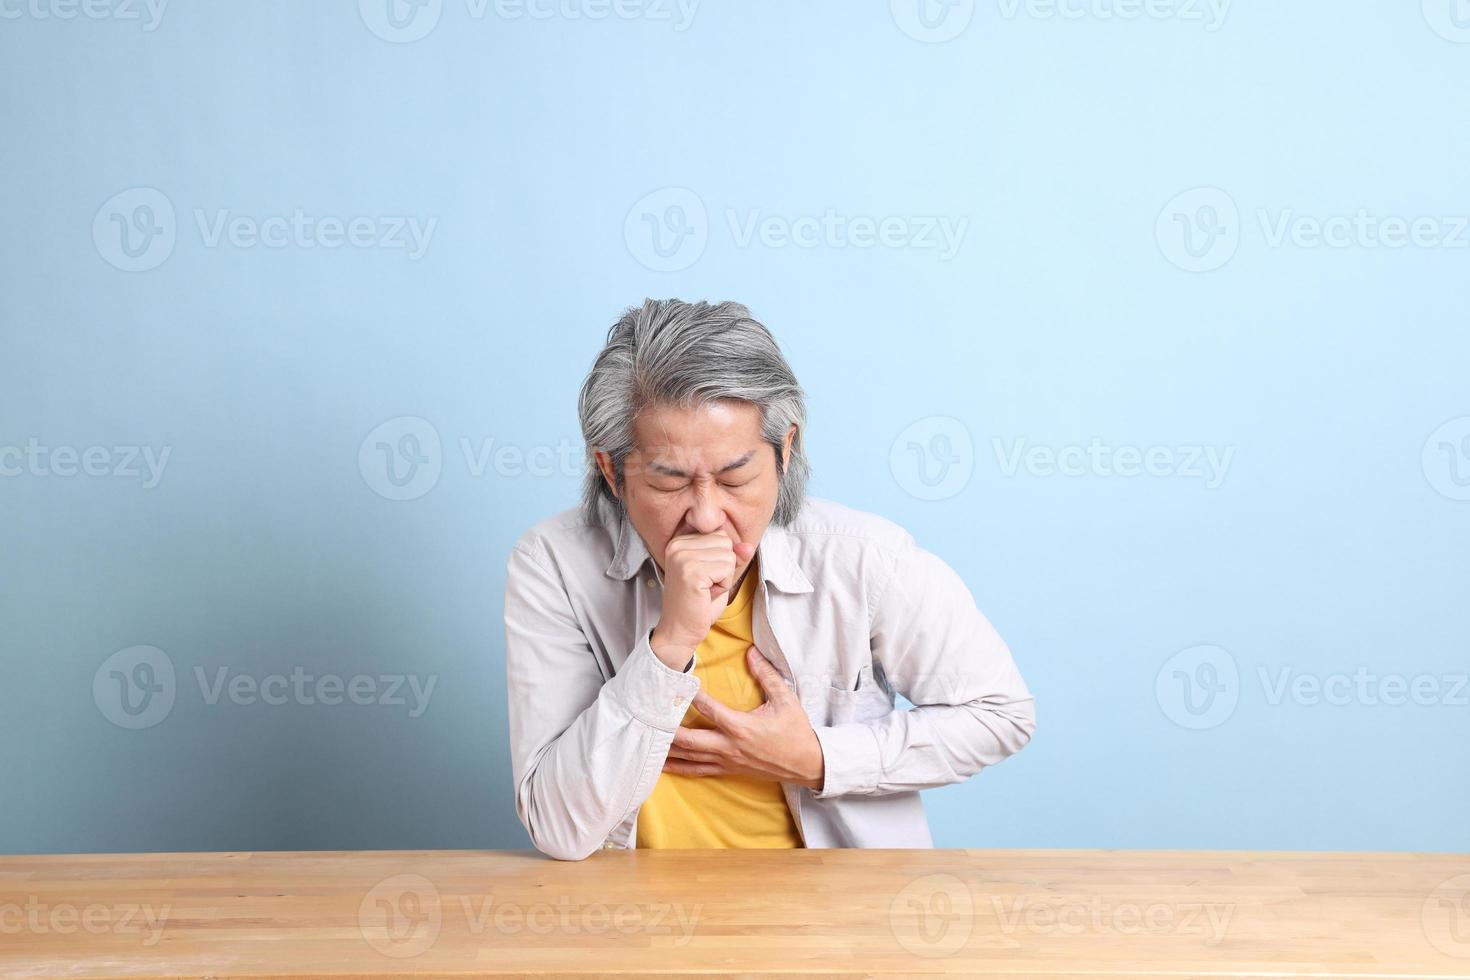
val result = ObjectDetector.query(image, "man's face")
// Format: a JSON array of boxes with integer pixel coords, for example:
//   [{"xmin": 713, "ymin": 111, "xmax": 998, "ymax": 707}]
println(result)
[{"xmin": 596, "ymin": 399, "xmax": 795, "ymax": 583}]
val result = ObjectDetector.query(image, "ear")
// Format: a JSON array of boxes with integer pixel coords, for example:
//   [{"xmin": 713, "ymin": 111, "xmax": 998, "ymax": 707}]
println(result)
[
  {"xmin": 780, "ymin": 423, "xmax": 796, "ymax": 471},
  {"xmin": 593, "ymin": 449, "xmax": 619, "ymax": 500}
]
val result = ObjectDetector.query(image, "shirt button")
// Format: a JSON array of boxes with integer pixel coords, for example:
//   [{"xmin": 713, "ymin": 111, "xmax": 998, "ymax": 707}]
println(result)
[{"xmin": 645, "ymin": 578, "xmax": 655, "ymax": 588}]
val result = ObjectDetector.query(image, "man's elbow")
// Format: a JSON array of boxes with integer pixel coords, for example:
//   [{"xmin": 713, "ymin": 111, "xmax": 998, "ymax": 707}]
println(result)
[
  {"xmin": 518, "ymin": 784, "xmax": 604, "ymax": 862},
  {"xmin": 969, "ymin": 694, "xmax": 1036, "ymax": 764},
  {"xmin": 1010, "ymin": 695, "xmax": 1037, "ymax": 750},
  {"xmin": 533, "ymin": 834, "xmax": 599, "ymax": 862}
]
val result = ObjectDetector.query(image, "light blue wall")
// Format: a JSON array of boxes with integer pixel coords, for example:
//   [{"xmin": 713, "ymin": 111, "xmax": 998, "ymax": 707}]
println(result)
[{"xmin": 2, "ymin": 1, "xmax": 1466, "ymax": 855}]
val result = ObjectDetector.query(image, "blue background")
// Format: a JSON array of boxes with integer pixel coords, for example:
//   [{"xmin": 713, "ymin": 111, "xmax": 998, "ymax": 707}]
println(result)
[{"xmin": 2, "ymin": 0, "xmax": 1466, "ymax": 854}]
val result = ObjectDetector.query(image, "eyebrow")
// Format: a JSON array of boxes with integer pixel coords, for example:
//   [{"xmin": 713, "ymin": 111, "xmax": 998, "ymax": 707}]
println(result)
[{"xmin": 647, "ymin": 449, "xmax": 758, "ymax": 479}]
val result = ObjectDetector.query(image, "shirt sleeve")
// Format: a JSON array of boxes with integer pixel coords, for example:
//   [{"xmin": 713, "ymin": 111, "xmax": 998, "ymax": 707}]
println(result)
[
  {"xmin": 504, "ymin": 542, "xmax": 699, "ymax": 859},
  {"xmin": 809, "ymin": 535, "xmax": 1036, "ymax": 799}
]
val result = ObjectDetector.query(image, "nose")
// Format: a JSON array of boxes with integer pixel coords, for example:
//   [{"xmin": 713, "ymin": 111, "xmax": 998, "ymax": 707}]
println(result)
[{"xmin": 685, "ymin": 484, "xmax": 725, "ymax": 535}]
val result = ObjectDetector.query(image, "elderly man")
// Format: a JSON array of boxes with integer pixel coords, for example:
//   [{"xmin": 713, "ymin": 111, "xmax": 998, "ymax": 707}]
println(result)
[{"xmin": 504, "ymin": 299, "xmax": 1036, "ymax": 861}]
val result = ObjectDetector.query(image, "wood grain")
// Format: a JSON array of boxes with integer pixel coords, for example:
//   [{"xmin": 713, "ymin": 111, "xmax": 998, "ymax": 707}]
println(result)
[{"xmin": 1, "ymin": 849, "xmax": 1467, "ymax": 978}]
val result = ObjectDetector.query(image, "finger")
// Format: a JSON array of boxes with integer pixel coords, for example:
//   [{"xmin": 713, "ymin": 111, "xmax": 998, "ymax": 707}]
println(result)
[
  {"xmin": 662, "ymin": 759, "xmax": 725, "ymax": 778},
  {"xmin": 745, "ymin": 646, "xmax": 792, "ymax": 704},
  {"xmin": 665, "ymin": 746, "xmax": 723, "ymax": 764},
  {"xmin": 690, "ymin": 690, "xmax": 742, "ymax": 731},
  {"xmin": 671, "ymin": 725, "xmax": 732, "ymax": 754},
  {"xmin": 676, "ymin": 531, "xmax": 736, "ymax": 554},
  {"xmin": 664, "ymin": 533, "xmax": 735, "ymax": 569},
  {"xmin": 733, "ymin": 541, "xmax": 756, "ymax": 562},
  {"xmin": 692, "ymin": 554, "xmax": 738, "ymax": 597}
]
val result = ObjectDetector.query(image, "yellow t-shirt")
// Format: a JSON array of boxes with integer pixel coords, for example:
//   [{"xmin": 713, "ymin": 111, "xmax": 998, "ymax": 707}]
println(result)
[{"xmin": 636, "ymin": 557, "xmax": 804, "ymax": 849}]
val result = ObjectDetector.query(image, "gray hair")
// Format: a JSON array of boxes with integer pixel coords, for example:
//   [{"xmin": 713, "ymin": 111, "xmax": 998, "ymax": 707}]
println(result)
[{"xmin": 577, "ymin": 298, "xmax": 811, "ymax": 527}]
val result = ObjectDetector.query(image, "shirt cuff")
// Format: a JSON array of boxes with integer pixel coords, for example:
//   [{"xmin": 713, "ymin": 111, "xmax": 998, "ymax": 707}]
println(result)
[
  {"xmin": 603, "ymin": 628, "xmax": 701, "ymax": 731},
  {"xmin": 809, "ymin": 723, "xmax": 882, "ymax": 798}
]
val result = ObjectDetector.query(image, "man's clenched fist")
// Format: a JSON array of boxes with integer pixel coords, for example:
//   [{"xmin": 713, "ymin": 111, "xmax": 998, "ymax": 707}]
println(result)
[{"xmin": 649, "ymin": 530, "xmax": 756, "ymax": 670}]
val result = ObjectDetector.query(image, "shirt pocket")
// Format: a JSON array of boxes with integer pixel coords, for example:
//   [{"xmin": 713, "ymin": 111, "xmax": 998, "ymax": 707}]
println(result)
[{"xmin": 818, "ymin": 664, "xmax": 893, "ymax": 726}]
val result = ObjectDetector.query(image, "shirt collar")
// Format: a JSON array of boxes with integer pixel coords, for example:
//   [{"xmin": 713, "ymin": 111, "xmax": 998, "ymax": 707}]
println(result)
[{"xmin": 601, "ymin": 498, "xmax": 813, "ymax": 594}]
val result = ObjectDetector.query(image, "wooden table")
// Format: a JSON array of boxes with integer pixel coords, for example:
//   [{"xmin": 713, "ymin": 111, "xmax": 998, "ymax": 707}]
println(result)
[{"xmin": 2, "ymin": 849, "xmax": 1467, "ymax": 977}]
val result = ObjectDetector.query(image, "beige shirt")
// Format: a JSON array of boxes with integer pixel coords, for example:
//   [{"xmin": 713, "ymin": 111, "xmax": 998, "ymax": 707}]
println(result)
[{"xmin": 503, "ymin": 494, "xmax": 1037, "ymax": 860}]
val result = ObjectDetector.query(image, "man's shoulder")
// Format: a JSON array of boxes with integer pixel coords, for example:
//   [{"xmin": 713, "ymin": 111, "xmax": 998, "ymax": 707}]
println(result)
[
  {"xmin": 784, "ymin": 496, "xmax": 916, "ymax": 556},
  {"xmin": 509, "ymin": 503, "xmax": 611, "ymax": 564}
]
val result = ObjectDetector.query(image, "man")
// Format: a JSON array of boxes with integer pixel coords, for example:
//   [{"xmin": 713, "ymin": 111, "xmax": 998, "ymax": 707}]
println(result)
[{"xmin": 504, "ymin": 299, "xmax": 1036, "ymax": 860}]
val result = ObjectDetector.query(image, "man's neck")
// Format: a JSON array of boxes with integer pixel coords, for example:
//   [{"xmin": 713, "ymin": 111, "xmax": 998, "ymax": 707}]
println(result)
[{"xmin": 731, "ymin": 553, "xmax": 758, "ymax": 594}]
